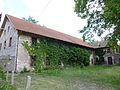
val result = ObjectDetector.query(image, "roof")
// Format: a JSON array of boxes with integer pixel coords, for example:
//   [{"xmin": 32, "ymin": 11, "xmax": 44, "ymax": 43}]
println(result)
[
  {"xmin": 90, "ymin": 41, "xmax": 108, "ymax": 48},
  {"xmin": 5, "ymin": 14, "xmax": 93, "ymax": 48}
]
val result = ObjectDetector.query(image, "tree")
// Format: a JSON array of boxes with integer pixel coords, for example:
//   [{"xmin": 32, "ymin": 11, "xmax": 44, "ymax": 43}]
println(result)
[
  {"xmin": 74, "ymin": 0, "xmax": 120, "ymax": 47},
  {"xmin": 22, "ymin": 16, "xmax": 39, "ymax": 24}
]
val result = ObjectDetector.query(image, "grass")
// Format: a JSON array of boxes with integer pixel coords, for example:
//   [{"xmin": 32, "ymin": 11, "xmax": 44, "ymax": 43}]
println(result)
[{"xmin": 14, "ymin": 65, "xmax": 120, "ymax": 90}]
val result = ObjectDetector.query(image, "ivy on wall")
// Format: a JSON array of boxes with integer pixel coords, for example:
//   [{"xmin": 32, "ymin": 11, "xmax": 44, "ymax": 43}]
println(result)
[
  {"xmin": 95, "ymin": 49, "xmax": 106, "ymax": 65},
  {"xmin": 23, "ymin": 40, "xmax": 91, "ymax": 72}
]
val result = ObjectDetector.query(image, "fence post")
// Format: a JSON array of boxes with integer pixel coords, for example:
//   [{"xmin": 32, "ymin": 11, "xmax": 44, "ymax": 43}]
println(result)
[
  {"xmin": 25, "ymin": 76, "xmax": 31, "ymax": 90},
  {"xmin": 11, "ymin": 71, "xmax": 14, "ymax": 85},
  {"xmin": 6, "ymin": 71, "xmax": 9, "ymax": 82}
]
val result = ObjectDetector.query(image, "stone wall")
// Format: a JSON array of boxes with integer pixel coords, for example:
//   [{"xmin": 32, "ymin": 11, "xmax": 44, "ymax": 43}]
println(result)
[
  {"xmin": 104, "ymin": 52, "xmax": 120, "ymax": 65},
  {"xmin": 16, "ymin": 32, "xmax": 45, "ymax": 72},
  {"xmin": 17, "ymin": 33, "xmax": 31, "ymax": 72}
]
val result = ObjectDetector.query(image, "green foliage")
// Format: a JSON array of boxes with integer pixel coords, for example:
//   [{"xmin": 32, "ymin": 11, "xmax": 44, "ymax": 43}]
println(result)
[
  {"xmin": 20, "ymin": 67, "xmax": 30, "ymax": 73},
  {"xmin": 22, "ymin": 16, "xmax": 39, "ymax": 24},
  {"xmin": 0, "ymin": 81, "xmax": 17, "ymax": 90},
  {"xmin": 74, "ymin": 0, "xmax": 120, "ymax": 45},
  {"xmin": 23, "ymin": 40, "xmax": 91, "ymax": 72},
  {"xmin": 95, "ymin": 49, "xmax": 105, "ymax": 65},
  {"xmin": 0, "ymin": 65, "xmax": 6, "ymax": 80},
  {"xmin": 0, "ymin": 66, "xmax": 17, "ymax": 90},
  {"xmin": 15, "ymin": 66, "xmax": 120, "ymax": 90}
]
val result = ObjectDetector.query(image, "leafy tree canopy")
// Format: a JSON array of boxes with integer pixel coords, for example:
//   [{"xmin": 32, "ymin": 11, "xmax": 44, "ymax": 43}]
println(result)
[
  {"xmin": 74, "ymin": 0, "xmax": 120, "ymax": 47},
  {"xmin": 22, "ymin": 16, "xmax": 39, "ymax": 24}
]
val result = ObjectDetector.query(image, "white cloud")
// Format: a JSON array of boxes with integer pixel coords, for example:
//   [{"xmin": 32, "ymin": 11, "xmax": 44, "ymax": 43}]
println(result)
[
  {"xmin": 21, "ymin": 0, "xmax": 87, "ymax": 38},
  {"xmin": 0, "ymin": 0, "xmax": 4, "ymax": 12},
  {"xmin": 0, "ymin": 0, "xmax": 5, "ymax": 27}
]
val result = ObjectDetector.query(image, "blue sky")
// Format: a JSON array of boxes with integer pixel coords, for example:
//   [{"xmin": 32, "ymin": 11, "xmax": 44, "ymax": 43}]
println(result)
[
  {"xmin": 0, "ymin": 0, "xmax": 87, "ymax": 39},
  {"xmin": 2, "ymin": 0, "xmax": 28, "ymax": 17}
]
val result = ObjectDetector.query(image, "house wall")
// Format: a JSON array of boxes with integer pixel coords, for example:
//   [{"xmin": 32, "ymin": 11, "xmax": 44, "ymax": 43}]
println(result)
[
  {"xmin": 104, "ymin": 52, "xmax": 120, "ymax": 65},
  {"xmin": 104, "ymin": 55, "xmax": 114, "ymax": 65},
  {"xmin": 0, "ymin": 19, "xmax": 18, "ymax": 71},
  {"xmin": 114, "ymin": 54, "xmax": 120, "ymax": 64},
  {"xmin": 17, "ymin": 33, "xmax": 31, "ymax": 72},
  {"xmin": 16, "ymin": 32, "xmax": 42, "ymax": 72}
]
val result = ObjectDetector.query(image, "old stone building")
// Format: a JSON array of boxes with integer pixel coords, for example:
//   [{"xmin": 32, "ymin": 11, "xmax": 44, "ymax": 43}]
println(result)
[
  {"xmin": 0, "ymin": 14, "xmax": 93, "ymax": 72},
  {"xmin": 0, "ymin": 14, "xmax": 119, "ymax": 72},
  {"xmin": 90, "ymin": 41, "xmax": 120, "ymax": 65}
]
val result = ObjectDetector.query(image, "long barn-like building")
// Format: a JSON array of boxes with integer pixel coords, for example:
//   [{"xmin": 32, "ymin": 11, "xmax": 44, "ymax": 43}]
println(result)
[{"xmin": 0, "ymin": 14, "xmax": 119, "ymax": 72}]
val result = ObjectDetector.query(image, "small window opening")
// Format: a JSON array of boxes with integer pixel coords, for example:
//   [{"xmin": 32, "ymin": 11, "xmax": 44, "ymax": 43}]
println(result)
[
  {"xmin": 32, "ymin": 37, "xmax": 37, "ymax": 45},
  {"xmin": 9, "ymin": 37, "xmax": 12, "ymax": 47},
  {"xmin": 31, "ymin": 56, "xmax": 36, "ymax": 66},
  {"xmin": 4, "ymin": 41, "xmax": 6, "ymax": 49},
  {"xmin": 4, "ymin": 30, "xmax": 6, "ymax": 35},
  {"xmin": 46, "ymin": 57, "xmax": 50, "ymax": 65},
  {"xmin": 8, "ymin": 26, "xmax": 10, "ymax": 32}
]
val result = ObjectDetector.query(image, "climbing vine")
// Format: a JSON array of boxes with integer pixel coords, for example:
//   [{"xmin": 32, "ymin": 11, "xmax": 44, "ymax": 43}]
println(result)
[
  {"xmin": 95, "ymin": 49, "xmax": 106, "ymax": 65},
  {"xmin": 23, "ymin": 40, "xmax": 91, "ymax": 72}
]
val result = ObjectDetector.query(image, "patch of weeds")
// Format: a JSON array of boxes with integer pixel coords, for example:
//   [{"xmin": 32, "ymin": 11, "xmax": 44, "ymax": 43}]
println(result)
[
  {"xmin": 0, "ymin": 81, "xmax": 17, "ymax": 90},
  {"xmin": 20, "ymin": 67, "xmax": 30, "ymax": 73}
]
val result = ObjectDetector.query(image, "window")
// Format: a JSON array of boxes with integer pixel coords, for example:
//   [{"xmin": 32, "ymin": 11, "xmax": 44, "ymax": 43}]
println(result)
[
  {"xmin": 32, "ymin": 37, "xmax": 37, "ymax": 45},
  {"xmin": 46, "ymin": 57, "xmax": 50, "ymax": 65},
  {"xmin": 8, "ymin": 26, "xmax": 10, "ymax": 32},
  {"xmin": 107, "ymin": 48, "xmax": 110, "ymax": 53},
  {"xmin": 4, "ymin": 30, "xmax": 6, "ymax": 35},
  {"xmin": 4, "ymin": 41, "xmax": 6, "ymax": 49},
  {"xmin": 0, "ymin": 43, "xmax": 2, "ymax": 50},
  {"xmin": 31, "ymin": 56, "xmax": 36, "ymax": 66},
  {"xmin": 9, "ymin": 37, "xmax": 12, "ymax": 47}
]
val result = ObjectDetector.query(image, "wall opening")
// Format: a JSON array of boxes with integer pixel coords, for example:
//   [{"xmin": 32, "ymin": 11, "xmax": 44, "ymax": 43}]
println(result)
[
  {"xmin": 108, "ymin": 57, "xmax": 113, "ymax": 65},
  {"xmin": 32, "ymin": 37, "xmax": 37, "ymax": 45}
]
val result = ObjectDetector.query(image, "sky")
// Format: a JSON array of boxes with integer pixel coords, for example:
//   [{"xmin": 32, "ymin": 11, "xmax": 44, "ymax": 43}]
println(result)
[{"xmin": 0, "ymin": 0, "xmax": 88, "ymax": 39}]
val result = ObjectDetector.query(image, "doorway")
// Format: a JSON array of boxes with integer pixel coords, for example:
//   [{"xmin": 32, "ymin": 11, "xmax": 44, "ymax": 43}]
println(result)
[{"xmin": 108, "ymin": 57, "xmax": 113, "ymax": 65}]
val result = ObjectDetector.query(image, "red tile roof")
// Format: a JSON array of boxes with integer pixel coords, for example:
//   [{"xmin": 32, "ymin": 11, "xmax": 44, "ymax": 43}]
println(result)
[{"xmin": 6, "ymin": 14, "xmax": 93, "ymax": 48}]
